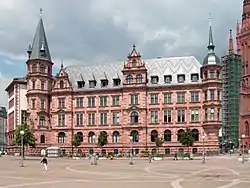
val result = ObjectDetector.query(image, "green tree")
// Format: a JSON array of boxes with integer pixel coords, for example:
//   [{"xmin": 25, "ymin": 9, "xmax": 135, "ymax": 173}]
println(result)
[
  {"xmin": 98, "ymin": 132, "xmax": 108, "ymax": 147},
  {"xmin": 13, "ymin": 123, "xmax": 36, "ymax": 156},
  {"xmin": 155, "ymin": 137, "xmax": 164, "ymax": 153},
  {"xmin": 179, "ymin": 128, "xmax": 195, "ymax": 156},
  {"xmin": 71, "ymin": 133, "xmax": 82, "ymax": 155}
]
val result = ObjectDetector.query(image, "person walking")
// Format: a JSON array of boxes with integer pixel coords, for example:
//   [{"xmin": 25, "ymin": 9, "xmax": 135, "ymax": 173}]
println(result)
[{"xmin": 41, "ymin": 157, "xmax": 48, "ymax": 171}]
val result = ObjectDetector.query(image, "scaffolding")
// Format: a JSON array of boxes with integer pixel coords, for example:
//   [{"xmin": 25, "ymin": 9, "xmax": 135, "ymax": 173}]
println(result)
[{"xmin": 222, "ymin": 53, "xmax": 241, "ymax": 149}]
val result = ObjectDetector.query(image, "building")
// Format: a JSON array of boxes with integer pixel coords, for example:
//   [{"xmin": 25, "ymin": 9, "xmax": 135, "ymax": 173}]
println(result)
[
  {"xmin": 0, "ymin": 106, "xmax": 7, "ymax": 151},
  {"xmin": 5, "ymin": 77, "xmax": 27, "ymax": 145},
  {"xmin": 221, "ymin": 30, "xmax": 241, "ymax": 150},
  {"xmin": 237, "ymin": 0, "xmax": 250, "ymax": 150},
  {"xmin": 5, "ymin": 12, "xmax": 222, "ymax": 156}
]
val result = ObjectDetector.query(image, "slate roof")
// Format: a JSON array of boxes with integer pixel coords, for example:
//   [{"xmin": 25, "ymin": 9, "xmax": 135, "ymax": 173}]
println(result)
[{"xmin": 65, "ymin": 56, "xmax": 202, "ymax": 91}]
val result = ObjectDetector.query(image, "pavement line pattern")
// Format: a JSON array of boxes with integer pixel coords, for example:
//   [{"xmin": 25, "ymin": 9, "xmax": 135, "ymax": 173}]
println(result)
[{"xmin": 144, "ymin": 166, "xmax": 179, "ymax": 178}]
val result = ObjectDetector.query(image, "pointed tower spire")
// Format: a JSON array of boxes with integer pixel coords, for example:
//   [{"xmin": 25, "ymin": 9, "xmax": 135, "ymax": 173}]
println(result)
[
  {"xmin": 229, "ymin": 29, "xmax": 234, "ymax": 55},
  {"xmin": 29, "ymin": 8, "xmax": 51, "ymax": 61},
  {"xmin": 207, "ymin": 14, "xmax": 215, "ymax": 52}
]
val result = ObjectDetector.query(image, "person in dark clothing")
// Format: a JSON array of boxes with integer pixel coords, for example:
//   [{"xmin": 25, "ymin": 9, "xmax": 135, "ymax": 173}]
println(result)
[
  {"xmin": 41, "ymin": 157, "xmax": 48, "ymax": 171},
  {"xmin": 173, "ymin": 153, "xmax": 178, "ymax": 160}
]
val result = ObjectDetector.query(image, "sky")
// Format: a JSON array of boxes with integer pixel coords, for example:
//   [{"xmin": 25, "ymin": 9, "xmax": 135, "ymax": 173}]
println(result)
[{"xmin": 0, "ymin": 0, "xmax": 243, "ymax": 107}]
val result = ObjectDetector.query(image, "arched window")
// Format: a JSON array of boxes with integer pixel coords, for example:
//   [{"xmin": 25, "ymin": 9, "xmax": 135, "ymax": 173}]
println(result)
[
  {"xmin": 130, "ymin": 111, "xmax": 139, "ymax": 124},
  {"xmin": 150, "ymin": 130, "xmax": 158, "ymax": 142},
  {"xmin": 130, "ymin": 130, "xmax": 139, "ymax": 142},
  {"xmin": 32, "ymin": 64, "xmax": 37, "ymax": 72},
  {"xmin": 192, "ymin": 129, "xmax": 199, "ymax": 141},
  {"xmin": 165, "ymin": 148, "xmax": 171, "ymax": 155},
  {"xmin": 192, "ymin": 148, "xmax": 198, "ymax": 154},
  {"xmin": 126, "ymin": 74, "xmax": 133, "ymax": 84},
  {"xmin": 58, "ymin": 132, "xmax": 66, "ymax": 144},
  {"xmin": 245, "ymin": 121, "xmax": 250, "ymax": 136},
  {"xmin": 114, "ymin": 149, "xmax": 119, "ymax": 155},
  {"xmin": 177, "ymin": 129, "xmax": 184, "ymax": 141},
  {"xmin": 112, "ymin": 131, "xmax": 120, "ymax": 143},
  {"xmin": 164, "ymin": 130, "xmax": 171, "ymax": 142},
  {"xmin": 76, "ymin": 132, "xmax": 83, "ymax": 142},
  {"xmin": 39, "ymin": 116, "xmax": 46, "ymax": 126},
  {"xmin": 59, "ymin": 80, "xmax": 65, "ymax": 89},
  {"xmin": 101, "ymin": 149, "xmax": 106, "ymax": 155},
  {"xmin": 40, "ymin": 135, "xmax": 45, "ymax": 143},
  {"xmin": 136, "ymin": 74, "xmax": 143, "ymax": 83},
  {"xmin": 40, "ymin": 64, "xmax": 46, "ymax": 73},
  {"xmin": 88, "ymin": 132, "xmax": 95, "ymax": 144},
  {"xmin": 178, "ymin": 148, "xmax": 184, "ymax": 154}
]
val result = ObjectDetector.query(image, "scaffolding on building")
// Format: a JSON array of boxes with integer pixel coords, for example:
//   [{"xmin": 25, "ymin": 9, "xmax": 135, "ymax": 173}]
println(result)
[{"xmin": 222, "ymin": 53, "xmax": 241, "ymax": 149}]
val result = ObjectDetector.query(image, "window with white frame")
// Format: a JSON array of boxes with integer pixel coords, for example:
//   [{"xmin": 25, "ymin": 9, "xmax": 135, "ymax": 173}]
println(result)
[
  {"xmin": 150, "ymin": 111, "xmax": 158, "ymax": 123},
  {"xmin": 88, "ymin": 113, "xmax": 95, "ymax": 125},
  {"xmin": 40, "ymin": 99, "xmax": 45, "ymax": 109},
  {"xmin": 76, "ymin": 97, "xmax": 84, "ymax": 107},
  {"xmin": 150, "ymin": 93, "xmax": 159, "ymax": 104},
  {"xmin": 112, "ymin": 131, "xmax": 120, "ymax": 143},
  {"xmin": 163, "ymin": 109, "xmax": 171, "ymax": 123},
  {"xmin": 88, "ymin": 97, "xmax": 95, "ymax": 107},
  {"xmin": 58, "ymin": 98, "xmax": 65, "ymax": 108},
  {"xmin": 190, "ymin": 109, "xmax": 199, "ymax": 122},
  {"xmin": 112, "ymin": 112, "xmax": 120, "ymax": 124},
  {"xmin": 130, "ymin": 94, "xmax": 138, "ymax": 105},
  {"xmin": 76, "ymin": 113, "xmax": 84, "ymax": 126},
  {"xmin": 100, "ymin": 112, "xmax": 108, "ymax": 125},
  {"xmin": 164, "ymin": 93, "xmax": 172, "ymax": 104},
  {"xmin": 177, "ymin": 109, "xmax": 185, "ymax": 123},
  {"xmin": 112, "ymin": 95, "xmax": 120, "ymax": 106},
  {"xmin": 100, "ymin": 96, "xmax": 108, "ymax": 107},
  {"xmin": 210, "ymin": 108, "xmax": 215, "ymax": 120},
  {"xmin": 190, "ymin": 92, "xmax": 199, "ymax": 102},
  {"xmin": 39, "ymin": 116, "xmax": 46, "ymax": 126},
  {"xmin": 177, "ymin": 92, "xmax": 185, "ymax": 103},
  {"xmin": 58, "ymin": 113, "xmax": 65, "ymax": 127},
  {"xmin": 210, "ymin": 90, "xmax": 215, "ymax": 100}
]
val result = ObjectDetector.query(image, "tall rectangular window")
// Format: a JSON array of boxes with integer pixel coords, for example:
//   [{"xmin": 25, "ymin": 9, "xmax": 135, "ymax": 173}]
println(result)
[
  {"xmin": 190, "ymin": 109, "xmax": 199, "ymax": 122},
  {"xmin": 88, "ymin": 113, "xmax": 95, "ymax": 125},
  {"xmin": 112, "ymin": 112, "xmax": 120, "ymax": 124},
  {"xmin": 100, "ymin": 112, "xmax": 108, "ymax": 125},
  {"xmin": 177, "ymin": 93, "xmax": 185, "ymax": 103},
  {"xmin": 210, "ymin": 108, "xmax": 214, "ymax": 120},
  {"xmin": 163, "ymin": 110, "xmax": 171, "ymax": 123},
  {"xmin": 76, "ymin": 97, "xmax": 84, "ymax": 107},
  {"xmin": 130, "ymin": 94, "xmax": 138, "ymax": 105},
  {"xmin": 41, "ymin": 80, "xmax": 45, "ymax": 90},
  {"xmin": 100, "ymin": 96, "xmax": 108, "ymax": 107},
  {"xmin": 112, "ymin": 96, "xmax": 120, "ymax": 106},
  {"xmin": 88, "ymin": 97, "xmax": 95, "ymax": 107},
  {"xmin": 177, "ymin": 109, "xmax": 185, "ymax": 123},
  {"xmin": 164, "ymin": 93, "xmax": 172, "ymax": 104},
  {"xmin": 58, "ymin": 98, "xmax": 65, "ymax": 108},
  {"xmin": 150, "ymin": 94, "xmax": 159, "ymax": 104},
  {"xmin": 76, "ymin": 113, "xmax": 84, "ymax": 126},
  {"xmin": 40, "ymin": 99, "xmax": 45, "ymax": 110},
  {"xmin": 210, "ymin": 90, "xmax": 215, "ymax": 100},
  {"xmin": 32, "ymin": 99, "xmax": 36, "ymax": 109},
  {"xmin": 190, "ymin": 92, "xmax": 199, "ymax": 102},
  {"xmin": 58, "ymin": 113, "xmax": 65, "ymax": 127},
  {"xmin": 150, "ymin": 111, "xmax": 158, "ymax": 123}
]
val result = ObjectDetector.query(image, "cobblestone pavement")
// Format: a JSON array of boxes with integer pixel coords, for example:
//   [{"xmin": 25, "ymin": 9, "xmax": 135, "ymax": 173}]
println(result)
[{"xmin": 0, "ymin": 155, "xmax": 249, "ymax": 188}]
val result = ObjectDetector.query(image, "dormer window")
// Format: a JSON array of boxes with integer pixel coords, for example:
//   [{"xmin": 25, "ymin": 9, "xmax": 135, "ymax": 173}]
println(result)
[
  {"xmin": 89, "ymin": 80, "xmax": 96, "ymax": 88},
  {"xmin": 210, "ymin": 70, "xmax": 215, "ymax": 79},
  {"xmin": 164, "ymin": 75, "xmax": 172, "ymax": 84},
  {"xmin": 136, "ymin": 74, "xmax": 143, "ymax": 83},
  {"xmin": 32, "ymin": 64, "xmax": 37, "ymax": 72},
  {"xmin": 191, "ymin": 73, "xmax": 199, "ymax": 82},
  {"xmin": 101, "ymin": 79, "xmax": 108, "ymax": 87},
  {"xmin": 113, "ymin": 78, "xmax": 121, "ymax": 86},
  {"xmin": 177, "ymin": 74, "xmax": 185, "ymax": 83},
  {"xmin": 126, "ymin": 74, "xmax": 133, "ymax": 84},
  {"xmin": 132, "ymin": 59, "xmax": 137, "ymax": 67},
  {"xmin": 77, "ymin": 81, "xmax": 84, "ymax": 88},
  {"xmin": 151, "ymin": 76, "xmax": 159, "ymax": 84}
]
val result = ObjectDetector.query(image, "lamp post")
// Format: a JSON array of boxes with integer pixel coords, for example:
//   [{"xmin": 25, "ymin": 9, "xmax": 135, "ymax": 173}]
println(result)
[
  {"xmin": 202, "ymin": 134, "xmax": 205, "ymax": 164},
  {"xmin": 129, "ymin": 136, "xmax": 134, "ymax": 165},
  {"xmin": 238, "ymin": 138, "xmax": 241, "ymax": 156},
  {"xmin": 229, "ymin": 141, "xmax": 232, "ymax": 156},
  {"xmin": 242, "ymin": 134, "xmax": 245, "ymax": 164},
  {"xmin": 20, "ymin": 130, "xmax": 25, "ymax": 167}
]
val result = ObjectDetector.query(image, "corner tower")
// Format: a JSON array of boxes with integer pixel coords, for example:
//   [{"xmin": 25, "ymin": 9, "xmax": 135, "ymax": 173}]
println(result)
[
  {"xmin": 26, "ymin": 9, "xmax": 53, "ymax": 146},
  {"xmin": 200, "ymin": 17, "xmax": 222, "ymax": 153}
]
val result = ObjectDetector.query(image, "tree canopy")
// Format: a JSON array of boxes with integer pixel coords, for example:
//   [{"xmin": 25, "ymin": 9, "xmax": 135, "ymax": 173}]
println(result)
[
  {"xmin": 98, "ymin": 132, "xmax": 108, "ymax": 147},
  {"xmin": 71, "ymin": 133, "xmax": 82, "ymax": 148},
  {"xmin": 155, "ymin": 137, "xmax": 164, "ymax": 148},
  {"xmin": 179, "ymin": 128, "xmax": 195, "ymax": 148},
  {"xmin": 13, "ymin": 123, "xmax": 36, "ymax": 147}
]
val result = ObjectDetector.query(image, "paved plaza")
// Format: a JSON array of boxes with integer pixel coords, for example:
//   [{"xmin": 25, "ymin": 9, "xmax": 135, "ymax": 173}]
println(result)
[{"xmin": 0, "ymin": 155, "xmax": 249, "ymax": 188}]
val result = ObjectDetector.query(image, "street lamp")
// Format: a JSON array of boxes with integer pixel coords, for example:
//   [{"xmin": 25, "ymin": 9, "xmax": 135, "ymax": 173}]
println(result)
[
  {"xmin": 129, "ymin": 135, "xmax": 134, "ymax": 165},
  {"xmin": 242, "ymin": 134, "xmax": 245, "ymax": 164},
  {"xmin": 20, "ymin": 130, "xmax": 25, "ymax": 167},
  {"xmin": 202, "ymin": 134, "xmax": 205, "ymax": 164},
  {"xmin": 238, "ymin": 138, "xmax": 241, "ymax": 156},
  {"xmin": 229, "ymin": 141, "xmax": 232, "ymax": 156}
]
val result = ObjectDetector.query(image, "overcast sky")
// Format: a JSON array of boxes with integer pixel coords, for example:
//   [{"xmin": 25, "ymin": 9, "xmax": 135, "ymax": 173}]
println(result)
[{"xmin": 0, "ymin": 0, "xmax": 243, "ymax": 107}]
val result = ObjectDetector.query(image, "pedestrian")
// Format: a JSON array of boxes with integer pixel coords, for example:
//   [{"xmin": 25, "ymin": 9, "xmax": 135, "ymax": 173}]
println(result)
[
  {"xmin": 173, "ymin": 153, "xmax": 178, "ymax": 160},
  {"xmin": 149, "ymin": 154, "xmax": 152, "ymax": 163},
  {"xmin": 41, "ymin": 157, "xmax": 48, "ymax": 171}
]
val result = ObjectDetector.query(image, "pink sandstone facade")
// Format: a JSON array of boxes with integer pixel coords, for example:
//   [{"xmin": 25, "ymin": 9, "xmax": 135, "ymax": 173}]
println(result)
[{"xmin": 5, "ymin": 13, "xmax": 222, "ymax": 156}]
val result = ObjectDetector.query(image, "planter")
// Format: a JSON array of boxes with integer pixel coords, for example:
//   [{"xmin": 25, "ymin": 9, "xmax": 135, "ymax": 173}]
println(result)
[
  {"xmin": 72, "ymin": 157, "xmax": 80, "ymax": 160},
  {"xmin": 98, "ymin": 157, "xmax": 107, "ymax": 160},
  {"xmin": 153, "ymin": 157, "xmax": 163, "ymax": 161}
]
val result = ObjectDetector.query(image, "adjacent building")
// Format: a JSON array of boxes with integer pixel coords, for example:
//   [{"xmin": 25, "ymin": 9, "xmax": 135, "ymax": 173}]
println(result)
[
  {"xmin": 0, "ymin": 106, "xmax": 7, "ymax": 151},
  {"xmin": 237, "ymin": 0, "xmax": 250, "ymax": 150},
  {"xmin": 5, "ymin": 12, "xmax": 222, "ymax": 155}
]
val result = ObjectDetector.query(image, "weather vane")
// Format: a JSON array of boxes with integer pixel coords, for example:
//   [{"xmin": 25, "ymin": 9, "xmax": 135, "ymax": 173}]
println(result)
[
  {"xmin": 209, "ymin": 13, "xmax": 212, "ymax": 26},
  {"xmin": 40, "ymin": 8, "xmax": 43, "ymax": 18}
]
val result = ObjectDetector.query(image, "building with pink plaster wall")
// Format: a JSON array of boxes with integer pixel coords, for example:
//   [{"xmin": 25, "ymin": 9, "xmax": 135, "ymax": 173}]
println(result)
[{"xmin": 5, "ymin": 13, "xmax": 222, "ymax": 156}]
